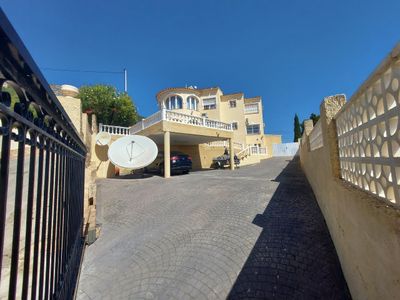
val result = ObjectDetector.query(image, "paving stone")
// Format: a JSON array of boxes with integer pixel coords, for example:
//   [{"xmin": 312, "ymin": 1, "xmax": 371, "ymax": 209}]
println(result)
[{"xmin": 77, "ymin": 157, "xmax": 350, "ymax": 299}]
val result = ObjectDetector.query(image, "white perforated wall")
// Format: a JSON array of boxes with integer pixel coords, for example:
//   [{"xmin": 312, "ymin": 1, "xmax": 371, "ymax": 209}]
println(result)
[{"xmin": 336, "ymin": 59, "xmax": 400, "ymax": 205}]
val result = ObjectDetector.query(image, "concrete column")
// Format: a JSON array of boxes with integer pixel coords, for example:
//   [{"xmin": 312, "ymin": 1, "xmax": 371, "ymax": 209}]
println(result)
[
  {"xmin": 303, "ymin": 119, "xmax": 314, "ymax": 152},
  {"xmin": 319, "ymin": 95, "xmax": 346, "ymax": 178},
  {"xmin": 229, "ymin": 138, "xmax": 235, "ymax": 170},
  {"xmin": 303, "ymin": 119, "xmax": 314, "ymax": 136},
  {"xmin": 164, "ymin": 131, "xmax": 171, "ymax": 178}
]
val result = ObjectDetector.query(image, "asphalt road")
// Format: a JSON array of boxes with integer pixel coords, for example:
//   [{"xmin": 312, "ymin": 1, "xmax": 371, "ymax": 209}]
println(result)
[{"xmin": 77, "ymin": 157, "xmax": 350, "ymax": 299}]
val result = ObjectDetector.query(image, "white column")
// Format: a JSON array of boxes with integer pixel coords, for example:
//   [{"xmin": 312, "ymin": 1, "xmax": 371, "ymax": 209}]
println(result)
[
  {"xmin": 229, "ymin": 138, "xmax": 235, "ymax": 170},
  {"xmin": 164, "ymin": 131, "xmax": 171, "ymax": 178}
]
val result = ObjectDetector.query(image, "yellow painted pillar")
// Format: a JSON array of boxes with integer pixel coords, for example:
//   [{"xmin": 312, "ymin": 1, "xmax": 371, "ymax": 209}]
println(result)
[
  {"xmin": 229, "ymin": 138, "xmax": 235, "ymax": 170},
  {"xmin": 164, "ymin": 131, "xmax": 171, "ymax": 178}
]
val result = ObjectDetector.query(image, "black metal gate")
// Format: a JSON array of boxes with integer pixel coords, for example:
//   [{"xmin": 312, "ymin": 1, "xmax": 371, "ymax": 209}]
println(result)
[{"xmin": 0, "ymin": 9, "xmax": 87, "ymax": 300}]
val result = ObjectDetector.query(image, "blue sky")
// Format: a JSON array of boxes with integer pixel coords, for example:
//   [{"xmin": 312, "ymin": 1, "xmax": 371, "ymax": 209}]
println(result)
[{"xmin": 1, "ymin": 0, "xmax": 400, "ymax": 142}]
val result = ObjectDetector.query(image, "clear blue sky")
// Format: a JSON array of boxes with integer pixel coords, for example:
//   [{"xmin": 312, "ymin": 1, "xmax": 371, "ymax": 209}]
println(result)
[{"xmin": 1, "ymin": 0, "xmax": 400, "ymax": 142}]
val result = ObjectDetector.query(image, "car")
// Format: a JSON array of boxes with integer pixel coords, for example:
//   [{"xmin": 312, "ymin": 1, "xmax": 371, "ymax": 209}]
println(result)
[
  {"xmin": 212, "ymin": 154, "xmax": 240, "ymax": 169},
  {"xmin": 144, "ymin": 151, "xmax": 192, "ymax": 175}
]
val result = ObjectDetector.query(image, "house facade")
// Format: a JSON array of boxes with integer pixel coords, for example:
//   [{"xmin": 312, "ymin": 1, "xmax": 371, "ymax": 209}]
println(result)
[
  {"xmin": 92, "ymin": 85, "xmax": 281, "ymax": 178},
  {"xmin": 155, "ymin": 86, "xmax": 269, "ymax": 150}
]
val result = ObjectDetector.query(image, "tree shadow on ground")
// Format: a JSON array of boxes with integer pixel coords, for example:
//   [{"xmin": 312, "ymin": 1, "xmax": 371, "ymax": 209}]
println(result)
[{"xmin": 228, "ymin": 157, "xmax": 352, "ymax": 300}]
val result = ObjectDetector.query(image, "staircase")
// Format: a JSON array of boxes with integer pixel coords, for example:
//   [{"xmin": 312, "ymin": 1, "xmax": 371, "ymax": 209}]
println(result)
[{"xmin": 237, "ymin": 145, "xmax": 269, "ymax": 166}]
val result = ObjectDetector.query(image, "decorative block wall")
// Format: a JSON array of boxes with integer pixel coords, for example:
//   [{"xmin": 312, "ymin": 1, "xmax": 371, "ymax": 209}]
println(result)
[
  {"xmin": 309, "ymin": 121, "xmax": 323, "ymax": 151},
  {"xmin": 336, "ymin": 58, "xmax": 400, "ymax": 205}
]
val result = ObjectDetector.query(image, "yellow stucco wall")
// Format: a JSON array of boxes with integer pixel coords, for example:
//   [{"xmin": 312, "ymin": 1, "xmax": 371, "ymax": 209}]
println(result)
[
  {"xmin": 264, "ymin": 134, "xmax": 282, "ymax": 157},
  {"xmin": 300, "ymin": 96, "xmax": 400, "ymax": 300},
  {"xmin": 57, "ymin": 91, "xmax": 97, "ymax": 239},
  {"xmin": 219, "ymin": 94, "xmax": 247, "ymax": 146},
  {"xmin": 57, "ymin": 95, "xmax": 82, "ymax": 134},
  {"xmin": 155, "ymin": 87, "xmax": 268, "ymax": 148},
  {"xmin": 244, "ymin": 99, "xmax": 265, "ymax": 146}
]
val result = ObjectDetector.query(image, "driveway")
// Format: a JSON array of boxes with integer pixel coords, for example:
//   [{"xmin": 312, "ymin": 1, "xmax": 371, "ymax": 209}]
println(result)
[{"xmin": 77, "ymin": 157, "xmax": 350, "ymax": 299}]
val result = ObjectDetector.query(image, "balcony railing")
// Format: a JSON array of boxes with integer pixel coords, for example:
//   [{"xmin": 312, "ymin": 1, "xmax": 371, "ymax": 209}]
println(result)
[
  {"xmin": 99, "ymin": 124, "xmax": 130, "ymax": 136},
  {"xmin": 129, "ymin": 109, "xmax": 233, "ymax": 134},
  {"xmin": 237, "ymin": 145, "xmax": 268, "ymax": 159},
  {"xmin": 207, "ymin": 141, "xmax": 244, "ymax": 150}
]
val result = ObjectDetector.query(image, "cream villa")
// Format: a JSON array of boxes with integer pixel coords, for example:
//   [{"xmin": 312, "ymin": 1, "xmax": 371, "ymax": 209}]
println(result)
[{"xmin": 97, "ymin": 86, "xmax": 281, "ymax": 178}]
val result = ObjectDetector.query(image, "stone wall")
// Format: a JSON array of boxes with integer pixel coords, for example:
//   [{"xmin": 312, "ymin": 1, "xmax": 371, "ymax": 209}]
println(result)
[
  {"xmin": 300, "ymin": 92, "xmax": 400, "ymax": 299},
  {"xmin": 55, "ymin": 85, "xmax": 98, "ymax": 243}
]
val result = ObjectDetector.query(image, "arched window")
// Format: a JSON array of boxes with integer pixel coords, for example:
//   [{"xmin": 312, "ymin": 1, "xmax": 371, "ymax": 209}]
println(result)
[
  {"xmin": 186, "ymin": 96, "xmax": 199, "ymax": 111},
  {"xmin": 165, "ymin": 95, "xmax": 183, "ymax": 110}
]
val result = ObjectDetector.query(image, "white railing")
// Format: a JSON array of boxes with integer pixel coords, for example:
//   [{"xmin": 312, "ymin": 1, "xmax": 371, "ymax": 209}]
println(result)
[
  {"xmin": 99, "ymin": 124, "xmax": 130, "ymax": 135},
  {"xmin": 309, "ymin": 120, "xmax": 323, "ymax": 151},
  {"xmin": 335, "ymin": 51, "xmax": 400, "ymax": 205},
  {"xmin": 237, "ymin": 146, "xmax": 251, "ymax": 159},
  {"xmin": 237, "ymin": 145, "xmax": 267, "ymax": 159},
  {"xmin": 103, "ymin": 109, "xmax": 234, "ymax": 136},
  {"xmin": 249, "ymin": 146, "xmax": 267, "ymax": 155},
  {"xmin": 165, "ymin": 110, "xmax": 232, "ymax": 131},
  {"xmin": 207, "ymin": 141, "xmax": 244, "ymax": 150},
  {"xmin": 259, "ymin": 147, "xmax": 267, "ymax": 155},
  {"xmin": 130, "ymin": 109, "xmax": 233, "ymax": 134}
]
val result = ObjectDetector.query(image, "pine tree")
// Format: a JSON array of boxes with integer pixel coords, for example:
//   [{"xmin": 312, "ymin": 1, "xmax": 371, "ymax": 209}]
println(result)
[{"xmin": 294, "ymin": 114, "xmax": 302, "ymax": 142}]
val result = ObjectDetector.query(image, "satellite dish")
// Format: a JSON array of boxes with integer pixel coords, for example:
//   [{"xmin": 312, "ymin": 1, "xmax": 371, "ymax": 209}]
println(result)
[
  {"xmin": 108, "ymin": 135, "xmax": 158, "ymax": 169},
  {"xmin": 96, "ymin": 131, "xmax": 112, "ymax": 146}
]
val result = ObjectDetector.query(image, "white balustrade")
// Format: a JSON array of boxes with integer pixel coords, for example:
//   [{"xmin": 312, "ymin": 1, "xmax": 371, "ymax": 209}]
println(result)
[
  {"xmin": 99, "ymin": 123, "xmax": 130, "ymax": 136},
  {"xmin": 336, "ymin": 53, "xmax": 400, "ymax": 205},
  {"xmin": 309, "ymin": 121, "xmax": 323, "ymax": 151},
  {"xmin": 237, "ymin": 145, "xmax": 267, "ymax": 158},
  {"xmin": 164, "ymin": 110, "xmax": 232, "ymax": 131},
  {"xmin": 105, "ymin": 109, "xmax": 234, "ymax": 136},
  {"xmin": 207, "ymin": 141, "xmax": 244, "ymax": 149},
  {"xmin": 259, "ymin": 147, "xmax": 267, "ymax": 155}
]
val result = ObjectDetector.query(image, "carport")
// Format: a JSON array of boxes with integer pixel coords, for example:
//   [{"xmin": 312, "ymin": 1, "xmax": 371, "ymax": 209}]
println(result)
[{"xmin": 131, "ymin": 112, "xmax": 235, "ymax": 178}]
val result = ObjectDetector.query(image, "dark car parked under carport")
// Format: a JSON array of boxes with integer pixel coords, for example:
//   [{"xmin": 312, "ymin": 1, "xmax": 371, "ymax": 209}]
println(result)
[{"xmin": 144, "ymin": 151, "xmax": 192, "ymax": 175}]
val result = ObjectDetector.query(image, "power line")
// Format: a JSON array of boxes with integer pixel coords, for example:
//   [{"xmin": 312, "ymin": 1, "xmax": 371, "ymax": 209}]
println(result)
[
  {"xmin": 41, "ymin": 67, "xmax": 124, "ymax": 74},
  {"xmin": 41, "ymin": 66, "xmax": 129, "ymax": 92}
]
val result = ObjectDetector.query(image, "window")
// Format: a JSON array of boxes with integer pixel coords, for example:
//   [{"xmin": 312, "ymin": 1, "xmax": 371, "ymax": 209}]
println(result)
[
  {"xmin": 186, "ymin": 96, "xmax": 199, "ymax": 110},
  {"xmin": 245, "ymin": 103, "xmax": 259, "ymax": 114},
  {"xmin": 203, "ymin": 97, "xmax": 216, "ymax": 110},
  {"xmin": 229, "ymin": 100, "xmax": 236, "ymax": 108},
  {"xmin": 246, "ymin": 124, "xmax": 260, "ymax": 135},
  {"xmin": 165, "ymin": 95, "xmax": 183, "ymax": 110},
  {"xmin": 232, "ymin": 122, "xmax": 238, "ymax": 130}
]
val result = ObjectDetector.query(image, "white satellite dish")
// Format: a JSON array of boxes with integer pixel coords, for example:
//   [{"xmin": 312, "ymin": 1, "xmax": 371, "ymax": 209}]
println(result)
[
  {"xmin": 108, "ymin": 135, "xmax": 158, "ymax": 169},
  {"xmin": 96, "ymin": 131, "xmax": 112, "ymax": 146}
]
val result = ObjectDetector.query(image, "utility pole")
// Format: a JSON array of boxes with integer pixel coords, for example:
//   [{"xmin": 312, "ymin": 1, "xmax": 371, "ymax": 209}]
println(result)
[{"xmin": 124, "ymin": 68, "xmax": 128, "ymax": 93}]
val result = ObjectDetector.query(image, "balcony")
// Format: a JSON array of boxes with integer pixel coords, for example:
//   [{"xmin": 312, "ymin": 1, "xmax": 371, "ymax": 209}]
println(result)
[
  {"xmin": 99, "ymin": 109, "xmax": 233, "ymax": 137},
  {"xmin": 130, "ymin": 109, "xmax": 233, "ymax": 134}
]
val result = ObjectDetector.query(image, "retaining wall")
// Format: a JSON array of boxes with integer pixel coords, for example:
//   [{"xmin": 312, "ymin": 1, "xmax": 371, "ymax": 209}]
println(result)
[{"xmin": 300, "ymin": 46, "xmax": 400, "ymax": 300}]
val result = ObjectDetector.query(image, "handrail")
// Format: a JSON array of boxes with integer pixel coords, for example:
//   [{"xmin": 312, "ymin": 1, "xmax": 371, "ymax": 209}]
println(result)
[{"xmin": 237, "ymin": 146, "xmax": 251, "ymax": 158}]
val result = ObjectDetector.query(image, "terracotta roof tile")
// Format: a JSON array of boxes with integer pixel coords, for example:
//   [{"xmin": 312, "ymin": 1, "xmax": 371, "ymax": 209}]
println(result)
[
  {"xmin": 220, "ymin": 93, "xmax": 244, "ymax": 101},
  {"xmin": 244, "ymin": 96, "xmax": 261, "ymax": 103}
]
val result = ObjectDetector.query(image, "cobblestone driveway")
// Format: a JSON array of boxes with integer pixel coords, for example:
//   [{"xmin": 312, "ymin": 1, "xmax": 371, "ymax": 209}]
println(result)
[{"xmin": 77, "ymin": 157, "xmax": 350, "ymax": 299}]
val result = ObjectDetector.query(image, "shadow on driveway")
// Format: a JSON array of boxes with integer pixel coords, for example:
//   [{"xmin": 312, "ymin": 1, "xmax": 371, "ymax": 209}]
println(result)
[{"xmin": 228, "ymin": 157, "xmax": 352, "ymax": 299}]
